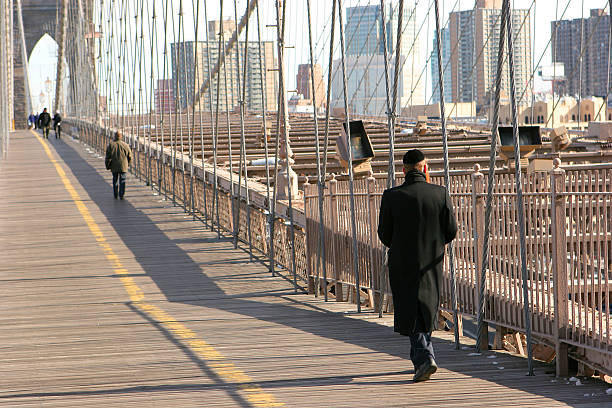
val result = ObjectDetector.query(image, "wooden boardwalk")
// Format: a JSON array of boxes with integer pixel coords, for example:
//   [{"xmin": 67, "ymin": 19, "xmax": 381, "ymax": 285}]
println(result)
[{"xmin": 1, "ymin": 130, "xmax": 611, "ymax": 407}]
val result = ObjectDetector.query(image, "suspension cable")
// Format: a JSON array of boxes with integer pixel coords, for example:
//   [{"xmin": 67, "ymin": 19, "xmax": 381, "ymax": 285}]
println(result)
[
  {"xmin": 476, "ymin": 0, "xmax": 509, "ymax": 354},
  {"xmin": 337, "ymin": 0, "xmax": 362, "ymax": 311},
  {"xmin": 434, "ymin": 0, "xmax": 460, "ymax": 349},
  {"xmin": 305, "ymin": 0, "xmax": 323, "ymax": 297},
  {"xmin": 505, "ymin": 0, "xmax": 535, "ymax": 376},
  {"xmin": 319, "ymin": 0, "xmax": 337, "ymax": 301}
]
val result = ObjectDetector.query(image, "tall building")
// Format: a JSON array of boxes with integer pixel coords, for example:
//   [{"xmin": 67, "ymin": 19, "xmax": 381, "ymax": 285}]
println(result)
[
  {"xmin": 171, "ymin": 20, "xmax": 277, "ymax": 112},
  {"xmin": 154, "ymin": 79, "xmax": 175, "ymax": 114},
  {"xmin": 552, "ymin": 9, "xmax": 611, "ymax": 100},
  {"xmin": 332, "ymin": 1, "xmax": 423, "ymax": 116},
  {"xmin": 296, "ymin": 63, "xmax": 325, "ymax": 109},
  {"xmin": 449, "ymin": 0, "xmax": 532, "ymax": 111},
  {"xmin": 430, "ymin": 27, "xmax": 452, "ymax": 104}
]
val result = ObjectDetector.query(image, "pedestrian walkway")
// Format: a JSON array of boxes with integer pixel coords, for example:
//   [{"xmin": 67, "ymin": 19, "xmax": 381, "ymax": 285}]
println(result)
[{"xmin": 1, "ymin": 129, "xmax": 611, "ymax": 407}]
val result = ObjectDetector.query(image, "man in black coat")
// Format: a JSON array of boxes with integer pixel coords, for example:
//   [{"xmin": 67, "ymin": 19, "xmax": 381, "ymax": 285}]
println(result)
[
  {"xmin": 38, "ymin": 108, "xmax": 52, "ymax": 139},
  {"xmin": 377, "ymin": 149, "xmax": 457, "ymax": 382},
  {"xmin": 52, "ymin": 111, "xmax": 62, "ymax": 139}
]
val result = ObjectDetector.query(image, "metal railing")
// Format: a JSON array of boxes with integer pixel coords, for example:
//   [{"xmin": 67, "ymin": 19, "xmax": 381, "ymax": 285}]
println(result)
[{"xmin": 304, "ymin": 164, "xmax": 612, "ymax": 375}]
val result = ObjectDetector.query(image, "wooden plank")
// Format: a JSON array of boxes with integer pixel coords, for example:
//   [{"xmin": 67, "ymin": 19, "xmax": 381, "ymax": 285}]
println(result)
[{"xmin": 1, "ymin": 130, "xmax": 612, "ymax": 407}]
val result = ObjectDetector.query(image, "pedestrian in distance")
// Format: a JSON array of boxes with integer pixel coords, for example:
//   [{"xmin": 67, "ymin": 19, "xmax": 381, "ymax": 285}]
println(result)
[
  {"xmin": 28, "ymin": 113, "xmax": 36, "ymax": 129},
  {"xmin": 52, "ymin": 111, "xmax": 62, "ymax": 139},
  {"xmin": 38, "ymin": 108, "xmax": 51, "ymax": 139},
  {"xmin": 377, "ymin": 149, "xmax": 457, "ymax": 383},
  {"xmin": 34, "ymin": 112, "xmax": 39, "ymax": 129},
  {"xmin": 105, "ymin": 131, "xmax": 132, "ymax": 200}
]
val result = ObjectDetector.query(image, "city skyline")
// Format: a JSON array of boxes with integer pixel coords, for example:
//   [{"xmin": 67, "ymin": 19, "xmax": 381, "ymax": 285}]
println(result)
[{"xmin": 25, "ymin": 0, "xmax": 611, "ymax": 116}]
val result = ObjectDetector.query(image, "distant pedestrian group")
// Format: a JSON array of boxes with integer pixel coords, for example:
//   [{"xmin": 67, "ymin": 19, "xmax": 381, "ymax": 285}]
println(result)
[{"xmin": 31, "ymin": 109, "xmax": 61, "ymax": 139}]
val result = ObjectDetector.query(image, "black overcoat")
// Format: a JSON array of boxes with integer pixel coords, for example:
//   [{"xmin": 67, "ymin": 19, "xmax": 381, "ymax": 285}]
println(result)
[{"xmin": 377, "ymin": 170, "xmax": 457, "ymax": 335}]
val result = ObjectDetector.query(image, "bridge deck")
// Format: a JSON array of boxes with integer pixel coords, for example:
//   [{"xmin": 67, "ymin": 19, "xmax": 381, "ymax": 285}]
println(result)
[{"xmin": 1, "ymin": 130, "xmax": 611, "ymax": 407}]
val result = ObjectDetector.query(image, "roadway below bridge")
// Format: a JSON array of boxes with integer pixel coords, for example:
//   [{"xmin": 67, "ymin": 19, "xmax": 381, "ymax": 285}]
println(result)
[{"xmin": 1, "ymin": 129, "xmax": 611, "ymax": 407}]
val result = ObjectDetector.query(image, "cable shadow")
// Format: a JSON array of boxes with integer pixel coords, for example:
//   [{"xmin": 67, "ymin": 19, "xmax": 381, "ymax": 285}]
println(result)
[{"xmin": 45, "ymin": 136, "xmax": 612, "ymax": 405}]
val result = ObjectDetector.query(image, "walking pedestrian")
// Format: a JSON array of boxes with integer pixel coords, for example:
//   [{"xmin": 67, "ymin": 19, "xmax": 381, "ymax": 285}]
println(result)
[
  {"xmin": 52, "ymin": 111, "xmax": 62, "ymax": 139},
  {"xmin": 105, "ymin": 131, "xmax": 132, "ymax": 200},
  {"xmin": 38, "ymin": 108, "xmax": 51, "ymax": 139},
  {"xmin": 28, "ymin": 113, "xmax": 36, "ymax": 129},
  {"xmin": 377, "ymin": 149, "xmax": 457, "ymax": 383}
]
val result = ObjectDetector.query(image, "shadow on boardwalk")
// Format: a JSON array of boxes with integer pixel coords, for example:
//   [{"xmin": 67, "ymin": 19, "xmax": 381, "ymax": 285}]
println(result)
[{"xmin": 42, "ymin": 134, "xmax": 612, "ymax": 406}]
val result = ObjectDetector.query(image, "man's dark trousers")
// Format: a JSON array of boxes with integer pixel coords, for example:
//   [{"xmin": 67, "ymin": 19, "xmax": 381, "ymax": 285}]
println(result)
[
  {"xmin": 409, "ymin": 332, "xmax": 435, "ymax": 370},
  {"xmin": 42, "ymin": 126, "xmax": 50, "ymax": 139},
  {"xmin": 112, "ymin": 172, "xmax": 127, "ymax": 198}
]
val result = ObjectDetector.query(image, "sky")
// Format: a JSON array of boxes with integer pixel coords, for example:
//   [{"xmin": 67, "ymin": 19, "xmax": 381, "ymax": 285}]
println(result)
[{"xmin": 27, "ymin": 0, "xmax": 610, "ymax": 115}]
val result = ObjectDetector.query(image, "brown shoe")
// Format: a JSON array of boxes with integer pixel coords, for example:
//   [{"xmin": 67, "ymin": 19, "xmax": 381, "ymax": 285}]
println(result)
[{"xmin": 413, "ymin": 358, "xmax": 438, "ymax": 382}]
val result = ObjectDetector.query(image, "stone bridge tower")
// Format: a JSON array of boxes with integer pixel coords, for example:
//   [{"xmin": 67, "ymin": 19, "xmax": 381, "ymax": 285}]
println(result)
[{"xmin": 13, "ymin": 0, "xmax": 96, "ymax": 129}]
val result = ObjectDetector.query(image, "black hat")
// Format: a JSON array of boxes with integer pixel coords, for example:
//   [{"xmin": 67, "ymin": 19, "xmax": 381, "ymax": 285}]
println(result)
[{"xmin": 403, "ymin": 149, "xmax": 425, "ymax": 165}]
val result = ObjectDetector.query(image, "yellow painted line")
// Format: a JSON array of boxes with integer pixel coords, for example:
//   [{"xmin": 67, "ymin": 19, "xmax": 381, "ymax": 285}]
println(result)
[{"xmin": 32, "ymin": 131, "xmax": 284, "ymax": 407}]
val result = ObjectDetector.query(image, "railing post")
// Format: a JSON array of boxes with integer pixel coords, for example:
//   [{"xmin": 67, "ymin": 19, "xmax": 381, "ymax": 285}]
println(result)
[
  {"xmin": 304, "ymin": 177, "xmax": 316, "ymax": 295},
  {"xmin": 366, "ymin": 171, "xmax": 378, "ymax": 308},
  {"xmin": 472, "ymin": 164, "xmax": 488, "ymax": 351},
  {"xmin": 328, "ymin": 175, "xmax": 342, "ymax": 301},
  {"xmin": 550, "ymin": 158, "xmax": 569, "ymax": 377}
]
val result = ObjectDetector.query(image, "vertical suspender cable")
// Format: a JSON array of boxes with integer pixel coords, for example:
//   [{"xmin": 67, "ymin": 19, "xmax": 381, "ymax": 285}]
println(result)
[
  {"xmin": 177, "ymin": 0, "xmax": 189, "ymax": 209},
  {"xmin": 170, "ymin": 0, "xmax": 178, "ymax": 204},
  {"xmin": 255, "ymin": 2, "xmax": 273, "ymax": 268},
  {"xmin": 222, "ymin": 24, "xmax": 237, "ymax": 242},
  {"xmin": 529, "ymin": 1, "xmax": 536, "ymax": 124},
  {"xmin": 505, "ymin": 0, "xmax": 534, "ymax": 376},
  {"xmin": 270, "ymin": 6, "xmax": 284, "ymax": 279},
  {"xmin": 148, "ymin": 0, "xmax": 158, "ymax": 191},
  {"xmin": 392, "ymin": 0, "xmax": 403, "ymax": 181},
  {"xmin": 233, "ymin": 0, "xmax": 254, "ymax": 258},
  {"xmin": 178, "ymin": 0, "xmax": 192, "ymax": 214},
  {"xmin": 191, "ymin": 0, "xmax": 204, "ymax": 221},
  {"xmin": 593, "ymin": 0, "xmax": 612, "ymax": 121},
  {"xmin": 275, "ymin": 0, "xmax": 299, "ymax": 292},
  {"xmin": 203, "ymin": 0, "xmax": 219, "ymax": 233},
  {"xmin": 118, "ymin": 0, "xmax": 127, "ymax": 133},
  {"xmin": 476, "ymin": 0, "xmax": 508, "ymax": 354},
  {"xmin": 378, "ymin": 0, "xmax": 394, "ymax": 317},
  {"xmin": 241, "ymin": 3, "xmax": 253, "ymax": 260},
  {"xmin": 551, "ymin": 0, "xmax": 559, "ymax": 129},
  {"xmin": 306, "ymin": 0, "xmax": 323, "ymax": 296},
  {"xmin": 136, "ymin": 0, "xmax": 146, "ymax": 182},
  {"xmin": 434, "ymin": 0, "xmax": 460, "ymax": 349},
  {"xmin": 578, "ymin": 0, "xmax": 584, "ymax": 129},
  {"xmin": 320, "ymin": 0, "xmax": 338, "ymax": 301},
  {"xmin": 337, "ymin": 0, "xmax": 362, "ymax": 311},
  {"xmin": 160, "ymin": 0, "xmax": 171, "ymax": 200},
  {"xmin": 233, "ymin": 0, "xmax": 244, "ymax": 249},
  {"xmin": 213, "ymin": 0, "xmax": 225, "ymax": 238},
  {"xmin": 54, "ymin": 0, "xmax": 68, "ymax": 113}
]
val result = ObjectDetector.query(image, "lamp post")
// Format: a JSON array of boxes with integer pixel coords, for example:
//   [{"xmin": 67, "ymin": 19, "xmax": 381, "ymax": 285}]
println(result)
[
  {"xmin": 38, "ymin": 91, "xmax": 45, "ymax": 113},
  {"xmin": 44, "ymin": 77, "xmax": 53, "ymax": 111}
]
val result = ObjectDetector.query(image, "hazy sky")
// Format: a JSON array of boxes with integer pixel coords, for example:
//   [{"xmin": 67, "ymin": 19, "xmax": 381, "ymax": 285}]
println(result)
[{"xmin": 27, "ymin": 0, "xmax": 610, "ymax": 114}]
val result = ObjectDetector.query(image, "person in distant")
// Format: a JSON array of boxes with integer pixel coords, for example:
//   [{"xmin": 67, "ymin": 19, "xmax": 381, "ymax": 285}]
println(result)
[
  {"xmin": 34, "ymin": 113, "xmax": 39, "ymax": 129},
  {"xmin": 37, "ymin": 108, "xmax": 51, "ymax": 139},
  {"xmin": 28, "ymin": 113, "xmax": 36, "ymax": 129},
  {"xmin": 105, "ymin": 131, "xmax": 132, "ymax": 200},
  {"xmin": 377, "ymin": 149, "xmax": 457, "ymax": 383},
  {"xmin": 52, "ymin": 111, "xmax": 62, "ymax": 139}
]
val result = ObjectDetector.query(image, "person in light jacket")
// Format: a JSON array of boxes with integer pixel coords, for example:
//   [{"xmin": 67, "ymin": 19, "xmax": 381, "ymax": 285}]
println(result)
[{"xmin": 105, "ymin": 131, "xmax": 132, "ymax": 199}]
